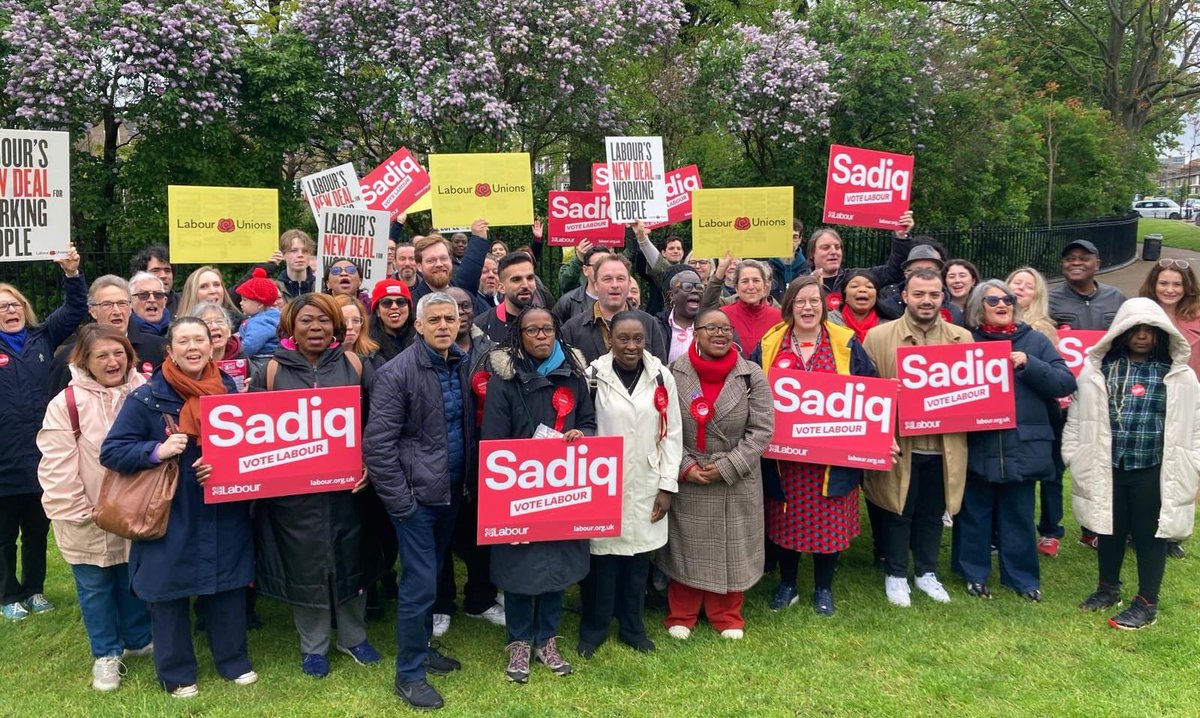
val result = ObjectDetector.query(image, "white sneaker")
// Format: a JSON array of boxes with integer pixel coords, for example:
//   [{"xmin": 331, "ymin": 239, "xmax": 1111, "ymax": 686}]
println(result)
[
  {"xmin": 92, "ymin": 656, "xmax": 124, "ymax": 692},
  {"xmin": 170, "ymin": 684, "xmax": 198, "ymax": 699},
  {"xmin": 233, "ymin": 670, "xmax": 258, "ymax": 686},
  {"xmin": 466, "ymin": 603, "xmax": 506, "ymax": 626},
  {"xmin": 667, "ymin": 625, "xmax": 691, "ymax": 640},
  {"xmin": 495, "ymin": 592, "xmax": 505, "ymax": 608},
  {"xmin": 719, "ymin": 628, "xmax": 744, "ymax": 640},
  {"xmin": 915, "ymin": 573, "xmax": 951, "ymax": 603},
  {"xmin": 123, "ymin": 642, "xmax": 153, "ymax": 659},
  {"xmin": 885, "ymin": 576, "xmax": 911, "ymax": 607},
  {"xmin": 432, "ymin": 613, "xmax": 451, "ymax": 637}
]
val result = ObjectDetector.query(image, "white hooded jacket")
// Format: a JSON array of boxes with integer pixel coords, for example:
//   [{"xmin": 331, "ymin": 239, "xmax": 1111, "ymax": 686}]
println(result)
[{"xmin": 1064, "ymin": 298, "xmax": 1200, "ymax": 539}]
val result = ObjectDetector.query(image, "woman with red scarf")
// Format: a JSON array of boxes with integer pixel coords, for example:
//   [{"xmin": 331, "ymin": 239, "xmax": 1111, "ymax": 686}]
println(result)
[
  {"xmin": 828, "ymin": 269, "xmax": 886, "ymax": 343},
  {"xmin": 661, "ymin": 308, "xmax": 774, "ymax": 640},
  {"xmin": 755, "ymin": 276, "xmax": 883, "ymax": 617}
]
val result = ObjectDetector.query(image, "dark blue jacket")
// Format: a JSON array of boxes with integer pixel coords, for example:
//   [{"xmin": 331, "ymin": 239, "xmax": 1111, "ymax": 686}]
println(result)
[
  {"xmin": 363, "ymin": 337, "xmax": 476, "ymax": 521},
  {"xmin": 99, "ymin": 370, "xmax": 254, "ymax": 602},
  {"xmin": 276, "ymin": 266, "xmax": 315, "ymax": 297},
  {"xmin": 768, "ymin": 250, "xmax": 811, "ymax": 301},
  {"xmin": 0, "ymin": 274, "xmax": 88, "ymax": 496},
  {"xmin": 967, "ymin": 324, "xmax": 1077, "ymax": 482},
  {"xmin": 409, "ymin": 233, "xmax": 488, "ymax": 305}
]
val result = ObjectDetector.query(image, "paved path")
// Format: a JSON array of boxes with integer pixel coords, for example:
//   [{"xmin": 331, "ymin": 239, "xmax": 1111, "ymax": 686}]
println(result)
[{"xmin": 1090, "ymin": 242, "xmax": 1200, "ymax": 297}]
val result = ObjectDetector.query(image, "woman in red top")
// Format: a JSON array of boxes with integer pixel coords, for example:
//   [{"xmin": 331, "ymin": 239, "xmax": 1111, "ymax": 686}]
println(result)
[{"xmin": 718, "ymin": 259, "xmax": 781, "ymax": 357}]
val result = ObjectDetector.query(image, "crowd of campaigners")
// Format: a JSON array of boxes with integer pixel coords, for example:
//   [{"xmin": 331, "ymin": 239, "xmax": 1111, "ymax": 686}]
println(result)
[{"xmin": 1, "ymin": 209, "xmax": 1198, "ymax": 710}]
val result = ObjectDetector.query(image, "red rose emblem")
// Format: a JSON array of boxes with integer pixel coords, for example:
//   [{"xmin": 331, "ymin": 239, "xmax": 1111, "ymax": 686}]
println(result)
[
  {"xmin": 0, "ymin": 354, "xmax": 8, "ymax": 367},
  {"xmin": 825, "ymin": 292, "xmax": 843, "ymax": 311},
  {"xmin": 217, "ymin": 218, "xmax": 236, "ymax": 233},
  {"xmin": 733, "ymin": 216, "xmax": 751, "ymax": 231},
  {"xmin": 474, "ymin": 183, "xmax": 492, "ymax": 198}
]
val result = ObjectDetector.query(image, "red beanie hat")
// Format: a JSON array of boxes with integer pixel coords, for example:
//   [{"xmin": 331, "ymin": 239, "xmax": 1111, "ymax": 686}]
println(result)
[
  {"xmin": 371, "ymin": 278, "xmax": 412, "ymax": 311},
  {"xmin": 236, "ymin": 267, "xmax": 280, "ymax": 306}
]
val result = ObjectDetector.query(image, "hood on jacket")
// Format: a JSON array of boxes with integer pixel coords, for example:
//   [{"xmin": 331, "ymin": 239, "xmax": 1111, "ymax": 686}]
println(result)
[
  {"xmin": 67, "ymin": 362, "xmax": 145, "ymax": 396},
  {"xmin": 1087, "ymin": 298, "xmax": 1189, "ymax": 368},
  {"xmin": 488, "ymin": 345, "xmax": 588, "ymax": 381}
]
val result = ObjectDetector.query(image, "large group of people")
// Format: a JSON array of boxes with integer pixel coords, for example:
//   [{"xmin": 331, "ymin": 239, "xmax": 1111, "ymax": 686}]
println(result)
[{"xmin": 2, "ymin": 212, "xmax": 1198, "ymax": 711}]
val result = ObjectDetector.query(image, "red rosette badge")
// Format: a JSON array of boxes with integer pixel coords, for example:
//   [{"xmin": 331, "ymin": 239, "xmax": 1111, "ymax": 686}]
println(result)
[
  {"xmin": 552, "ymin": 386, "xmax": 575, "ymax": 433},
  {"xmin": 690, "ymin": 396, "xmax": 713, "ymax": 451},
  {"xmin": 472, "ymin": 370, "xmax": 491, "ymax": 426},
  {"xmin": 825, "ymin": 291, "xmax": 843, "ymax": 311},
  {"xmin": 474, "ymin": 183, "xmax": 492, "ymax": 198},
  {"xmin": 654, "ymin": 385, "xmax": 670, "ymax": 441},
  {"xmin": 217, "ymin": 218, "xmax": 235, "ymax": 233},
  {"xmin": 733, "ymin": 216, "xmax": 751, "ymax": 231}
]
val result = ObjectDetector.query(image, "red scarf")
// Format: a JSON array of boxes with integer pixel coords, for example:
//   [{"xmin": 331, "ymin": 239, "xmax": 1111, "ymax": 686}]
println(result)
[
  {"xmin": 162, "ymin": 357, "xmax": 228, "ymax": 438},
  {"xmin": 840, "ymin": 309, "xmax": 879, "ymax": 343},
  {"xmin": 979, "ymin": 323, "xmax": 1017, "ymax": 336},
  {"xmin": 690, "ymin": 341, "xmax": 738, "ymax": 407}
]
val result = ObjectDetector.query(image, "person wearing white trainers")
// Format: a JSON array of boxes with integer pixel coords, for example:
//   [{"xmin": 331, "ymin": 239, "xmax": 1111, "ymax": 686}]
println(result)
[
  {"xmin": 36, "ymin": 324, "xmax": 153, "ymax": 691},
  {"xmin": 862, "ymin": 270, "xmax": 971, "ymax": 607}
]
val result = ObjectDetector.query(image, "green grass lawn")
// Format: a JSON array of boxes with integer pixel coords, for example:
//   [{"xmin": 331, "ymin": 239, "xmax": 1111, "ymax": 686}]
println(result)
[
  {"xmin": 3, "ymin": 499, "xmax": 1200, "ymax": 718},
  {"xmin": 1139, "ymin": 217, "xmax": 1200, "ymax": 250}
]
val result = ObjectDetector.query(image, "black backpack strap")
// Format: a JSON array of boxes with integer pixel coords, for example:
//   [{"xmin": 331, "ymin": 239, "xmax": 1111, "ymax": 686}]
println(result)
[{"xmin": 587, "ymin": 365, "xmax": 599, "ymax": 401}]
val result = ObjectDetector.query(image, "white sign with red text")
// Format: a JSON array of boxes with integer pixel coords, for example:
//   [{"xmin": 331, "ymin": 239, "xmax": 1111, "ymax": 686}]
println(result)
[
  {"xmin": 316, "ymin": 207, "xmax": 390, "ymax": 292},
  {"xmin": 604, "ymin": 136, "xmax": 667, "ymax": 223},
  {"xmin": 896, "ymin": 341, "xmax": 1015, "ymax": 436},
  {"xmin": 823, "ymin": 144, "xmax": 914, "ymax": 230},
  {"xmin": 301, "ymin": 163, "xmax": 365, "ymax": 223},
  {"xmin": 0, "ymin": 128, "xmax": 70, "ymax": 261}
]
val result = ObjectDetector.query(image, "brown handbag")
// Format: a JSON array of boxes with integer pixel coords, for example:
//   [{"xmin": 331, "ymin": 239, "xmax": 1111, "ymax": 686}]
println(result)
[{"xmin": 92, "ymin": 414, "xmax": 181, "ymax": 541}]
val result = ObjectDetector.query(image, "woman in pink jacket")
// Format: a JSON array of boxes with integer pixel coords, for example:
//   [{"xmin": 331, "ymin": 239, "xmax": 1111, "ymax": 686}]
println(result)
[{"xmin": 37, "ymin": 324, "xmax": 152, "ymax": 692}]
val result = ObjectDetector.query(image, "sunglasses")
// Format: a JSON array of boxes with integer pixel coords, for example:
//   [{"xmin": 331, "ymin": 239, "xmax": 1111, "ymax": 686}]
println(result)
[
  {"xmin": 1159, "ymin": 259, "xmax": 1190, "ymax": 270},
  {"xmin": 329, "ymin": 265, "xmax": 358, "ymax": 276},
  {"xmin": 377, "ymin": 297, "xmax": 408, "ymax": 309},
  {"xmin": 983, "ymin": 294, "xmax": 1016, "ymax": 307},
  {"xmin": 132, "ymin": 291, "xmax": 169, "ymax": 301}
]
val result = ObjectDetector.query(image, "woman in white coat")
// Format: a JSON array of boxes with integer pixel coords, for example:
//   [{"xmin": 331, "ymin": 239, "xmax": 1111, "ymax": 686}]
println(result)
[
  {"xmin": 1064, "ymin": 298, "xmax": 1200, "ymax": 630},
  {"xmin": 577, "ymin": 311, "xmax": 682, "ymax": 658}
]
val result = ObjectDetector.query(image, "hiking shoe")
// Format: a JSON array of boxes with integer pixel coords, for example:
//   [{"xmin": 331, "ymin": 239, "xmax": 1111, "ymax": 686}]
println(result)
[
  {"xmin": 92, "ymin": 656, "xmax": 125, "ymax": 692},
  {"xmin": 719, "ymin": 628, "xmax": 744, "ymax": 639},
  {"xmin": 885, "ymin": 576, "xmax": 911, "ymax": 607},
  {"xmin": 1037, "ymin": 537, "xmax": 1060, "ymax": 558},
  {"xmin": 1109, "ymin": 595, "xmax": 1157, "ymax": 630},
  {"xmin": 1020, "ymin": 589, "xmax": 1043, "ymax": 603},
  {"xmin": 666, "ymin": 625, "xmax": 691, "ymax": 640},
  {"xmin": 812, "ymin": 588, "xmax": 835, "ymax": 617},
  {"xmin": 1078, "ymin": 531, "xmax": 1100, "ymax": 549},
  {"xmin": 768, "ymin": 583, "xmax": 799, "ymax": 611},
  {"xmin": 966, "ymin": 582, "xmax": 992, "ymax": 599},
  {"xmin": 432, "ymin": 613, "xmax": 451, "ymax": 638},
  {"xmin": 26, "ymin": 593, "xmax": 54, "ymax": 614},
  {"xmin": 505, "ymin": 641, "xmax": 531, "ymax": 683},
  {"xmin": 466, "ymin": 603, "xmax": 506, "ymax": 626},
  {"xmin": 2, "ymin": 602, "xmax": 29, "ymax": 621},
  {"xmin": 339, "ymin": 640, "xmax": 381, "ymax": 666},
  {"xmin": 123, "ymin": 642, "xmax": 153, "ymax": 659},
  {"xmin": 425, "ymin": 644, "xmax": 461, "ymax": 675},
  {"xmin": 302, "ymin": 653, "xmax": 329, "ymax": 678},
  {"xmin": 396, "ymin": 678, "xmax": 444, "ymax": 710},
  {"xmin": 534, "ymin": 637, "xmax": 573, "ymax": 676},
  {"xmin": 1167, "ymin": 542, "xmax": 1185, "ymax": 560},
  {"xmin": 1079, "ymin": 582, "xmax": 1122, "ymax": 612},
  {"xmin": 233, "ymin": 670, "xmax": 258, "ymax": 685},
  {"xmin": 915, "ymin": 573, "xmax": 951, "ymax": 603},
  {"xmin": 170, "ymin": 684, "xmax": 198, "ymax": 699}
]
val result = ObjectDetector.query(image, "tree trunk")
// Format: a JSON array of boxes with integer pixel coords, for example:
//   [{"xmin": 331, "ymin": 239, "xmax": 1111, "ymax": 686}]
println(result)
[{"xmin": 96, "ymin": 107, "xmax": 121, "ymax": 254}]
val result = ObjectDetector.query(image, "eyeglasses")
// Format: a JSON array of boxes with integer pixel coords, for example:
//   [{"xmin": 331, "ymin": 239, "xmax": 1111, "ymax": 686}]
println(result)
[
  {"xmin": 792, "ymin": 298, "xmax": 823, "ymax": 308},
  {"xmin": 983, "ymin": 294, "xmax": 1017, "ymax": 307},
  {"xmin": 522, "ymin": 326, "xmax": 555, "ymax": 337},
  {"xmin": 377, "ymin": 298, "xmax": 407, "ymax": 309},
  {"xmin": 203, "ymin": 318, "xmax": 229, "ymax": 328},
  {"xmin": 1159, "ymin": 258, "xmax": 1190, "ymax": 270},
  {"xmin": 0, "ymin": 301, "xmax": 23, "ymax": 312},
  {"xmin": 687, "ymin": 259, "xmax": 711, "ymax": 266},
  {"xmin": 90, "ymin": 300, "xmax": 132, "ymax": 310},
  {"xmin": 329, "ymin": 265, "xmax": 358, "ymax": 276},
  {"xmin": 132, "ymin": 291, "xmax": 168, "ymax": 301},
  {"xmin": 455, "ymin": 301, "xmax": 474, "ymax": 310},
  {"xmin": 673, "ymin": 282, "xmax": 701, "ymax": 293},
  {"xmin": 696, "ymin": 324, "xmax": 733, "ymax": 335}
]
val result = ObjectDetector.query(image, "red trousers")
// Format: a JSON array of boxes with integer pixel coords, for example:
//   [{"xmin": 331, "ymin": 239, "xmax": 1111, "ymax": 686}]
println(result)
[{"xmin": 665, "ymin": 580, "xmax": 744, "ymax": 631}]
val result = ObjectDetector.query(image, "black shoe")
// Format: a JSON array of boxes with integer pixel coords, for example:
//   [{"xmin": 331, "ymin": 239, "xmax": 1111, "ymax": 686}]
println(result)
[
  {"xmin": 575, "ymin": 641, "xmax": 598, "ymax": 659},
  {"xmin": 1020, "ymin": 589, "xmax": 1042, "ymax": 603},
  {"xmin": 965, "ymin": 582, "xmax": 992, "ymax": 599},
  {"xmin": 425, "ymin": 645, "xmax": 461, "ymax": 675},
  {"xmin": 1167, "ymin": 542, "xmax": 1185, "ymax": 560},
  {"xmin": 396, "ymin": 679, "xmax": 444, "ymax": 710},
  {"xmin": 620, "ymin": 635, "xmax": 656, "ymax": 653},
  {"xmin": 1108, "ymin": 595, "xmax": 1157, "ymax": 630},
  {"xmin": 247, "ymin": 612, "xmax": 264, "ymax": 631},
  {"xmin": 812, "ymin": 588, "xmax": 835, "ymax": 617},
  {"xmin": 873, "ymin": 555, "xmax": 887, "ymax": 573},
  {"xmin": 1079, "ymin": 582, "xmax": 1122, "ymax": 612}
]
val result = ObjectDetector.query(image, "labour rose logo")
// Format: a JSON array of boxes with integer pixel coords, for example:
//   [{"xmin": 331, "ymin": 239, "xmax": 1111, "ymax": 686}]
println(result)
[
  {"xmin": 733, "ymin": 216, "xmax": 751, "ymax": 231},
  {"xmin": 474, "ymin": 183, "xmax": 492, "ymax": 198},
  {"xmin": 217, "ymin": 218, "xmax": 236, "ymax": 233}
]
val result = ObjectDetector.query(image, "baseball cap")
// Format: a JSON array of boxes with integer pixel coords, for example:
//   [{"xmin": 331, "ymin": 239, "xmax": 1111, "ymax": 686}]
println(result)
[{"xmin": 1061, "ymin": 240, "xmax": 1099, "ymax": 258}]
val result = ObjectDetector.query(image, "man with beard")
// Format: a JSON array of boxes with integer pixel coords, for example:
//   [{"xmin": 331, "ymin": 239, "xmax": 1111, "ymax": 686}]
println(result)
[
  {"xmin": 411, "ymin": 219, "xmax": 488, "ymax": 303},
  {"xmin": 861, "ymin": 268, "xmax": 971, "ymax": 608},
  {"xmin": 561, "ymin": 254, "xmax": 668, "ymax": 364},
  {"xmin": 394, "ymin": 241, "xmax": 420, "ymax": 289},
  {"xmin": 128, "ymin": 272, "xmax": 171, "ymax": 337},
  {"xmin": 657, "ymin": 266, "xmax": 703, "ymax": 363},
  {"xmin": 474, "ymin": 253, "xmax": 538, "ymax": 343},
  {"xmin": 473, "ymin": 255, "xmax": 502, "ymax": 315}
]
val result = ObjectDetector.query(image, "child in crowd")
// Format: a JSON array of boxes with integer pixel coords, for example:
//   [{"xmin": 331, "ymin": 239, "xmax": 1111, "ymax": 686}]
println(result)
[{"xmin": 236, "ymin": 268, "xmax": 281, "ymax": 358}]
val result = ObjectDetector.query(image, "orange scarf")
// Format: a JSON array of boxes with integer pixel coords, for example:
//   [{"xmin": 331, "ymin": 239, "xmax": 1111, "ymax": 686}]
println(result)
[{"xmin": 161, "ymin": 357, "xmax": 227, "ymax": 437}]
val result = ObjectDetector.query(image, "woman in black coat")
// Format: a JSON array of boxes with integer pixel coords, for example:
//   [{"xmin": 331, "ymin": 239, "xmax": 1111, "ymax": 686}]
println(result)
[
  {"xmin": 952, "ymin": 279, "xmax": 1076, "ymax": 601},
  {"xmin": 481, "ymin": 306, "xmax": 596, "ymax": 684},
  {"xmin": 248, "ymin": 294, "xmax": 378, "ymax": 678}
]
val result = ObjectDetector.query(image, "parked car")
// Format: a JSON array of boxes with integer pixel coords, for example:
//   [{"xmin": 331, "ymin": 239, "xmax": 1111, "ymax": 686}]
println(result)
[{"xmin": 1132, "ymin": 198, "xmax": 1183, "ymax": 219}]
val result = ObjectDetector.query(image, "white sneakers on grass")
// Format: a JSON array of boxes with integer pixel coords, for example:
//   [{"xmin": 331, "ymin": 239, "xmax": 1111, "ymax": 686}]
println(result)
[
  {"xmin": 667, "ymin": 625, "xmax": 691, "ymax": 640},
  {"xmin": 719, "ymin": 628, "xmax": 744, "ymax": 640},
  {"xmin": 432, "ymin": 613, "xmax": 451, "ymax": 637},
  {"xmin": 885, "ymin": 576, "xmax": 911, "ymax": 607},
  {"xmin": 915, "ymin": 573, "xmax": 951, "ymax": 603},
  {"xmin": 92, "ymin": 657, "xmax": 125, "ymax": 692},
  {"xmin": 466, "ymin": 603, "xmax": 506, "ymax": 626}
]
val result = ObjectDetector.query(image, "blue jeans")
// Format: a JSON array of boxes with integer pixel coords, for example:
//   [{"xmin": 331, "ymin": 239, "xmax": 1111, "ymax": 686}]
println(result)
[
  {"xmin": 505, "ymin": 591, "xmax": 564, "ymax": 647},
  {"xmin": 953, "ymin": 478, "xmax": 1039, "ymax": 592},
  {"xmin": 70, "ymin": 563, "xmax": 151, "ymax": 658},
  {"xmin": 392, "ymin": 501, "xmax": 458, "ymax": 682}
]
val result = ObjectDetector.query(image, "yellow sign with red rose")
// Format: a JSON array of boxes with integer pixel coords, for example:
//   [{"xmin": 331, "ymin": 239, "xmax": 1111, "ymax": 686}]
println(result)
[
  {"xmin": 690, "ymin": 187, "xmax": 793, "ymax": 259},
  {"xmin": 428, "ymin": 153, "xmax": 534, "ymax": 228},
  {"xmin": 168, "ymin": 185, "xmax": 279, "ymax": 264}
]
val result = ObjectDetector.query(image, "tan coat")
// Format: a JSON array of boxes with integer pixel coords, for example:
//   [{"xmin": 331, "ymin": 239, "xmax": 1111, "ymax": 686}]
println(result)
[
  {"xmin": 37, "ymin": 365, "xmax": 146, "ymax": 567},
  {"xmin": 862, "ymin": 314, "xmax": 972, "ymax": 515},
  {"xmin": 660, "ymin": 352, "xmax": 774, "ymax": 593}
]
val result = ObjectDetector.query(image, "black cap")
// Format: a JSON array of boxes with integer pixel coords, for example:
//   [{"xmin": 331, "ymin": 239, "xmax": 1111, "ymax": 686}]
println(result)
[{"xmin": 1061, "ymin": 240, "xmax": 1099, "ymax": 258}]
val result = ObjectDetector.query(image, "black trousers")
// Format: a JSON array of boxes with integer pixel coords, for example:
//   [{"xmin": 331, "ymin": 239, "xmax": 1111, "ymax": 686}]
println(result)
[
  {"xmin": 434, "ymin": 492, "xmax": 496, "ymax": 616},
  {"xmin": 578, "ymin": 553, "xmax": 651, "ymax": 647},
  {"xmin": 779, "ymin": 550, "xmax": 840, "ymax": 590},
  {"xmin": 149, "ymin": 587, "xmax": 251, "ymax": 692},
  {"xmin": 879, "ymin": 453, "xmax": 947, "ymax": 579},
  {"xmin": 0, "ymin": 491, "xmax": 49, "ymax": 605},
  {"xmin": 356, "ymin": 485, "xmax": 399, "ymax": 604},
  {"xmin": 1099, "ymin": 466, "xmax": 1167, "ymax": 603}
]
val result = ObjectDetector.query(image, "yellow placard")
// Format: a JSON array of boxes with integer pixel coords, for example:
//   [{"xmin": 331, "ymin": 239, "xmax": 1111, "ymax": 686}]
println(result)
[
  {"xmin": 405, "ymin": 191, "xmax": 432, "ymax": 214},
  {"xmin": 690, "ymin": 187, "xmax": 793, "ymax": 259},
  {"xmin": 428, "ymin": 153, "xmax": 533, "ymax": 228},
  {"xmin": 168, "ymin": 186, "xmax": 279, "ymax": 264}
]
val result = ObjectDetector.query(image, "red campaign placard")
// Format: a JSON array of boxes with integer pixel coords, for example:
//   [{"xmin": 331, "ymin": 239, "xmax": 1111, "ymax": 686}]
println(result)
[
  {"xmin": 200, "ymin": 386, "xmax": 362, "ymax": 503},
  {"xmin": 215, "ymin": 358, "xmax": 249, "ymax": 392},
  {"xmin": 646, "ymin": 165, "xmax": 702, "ymax": 230},
  {"xmin": 591, "ymin": 162, "xmax": 610, "ymax": 192},
  {"xmin": 546, "ymin": 191, "xmax": 626, "ymax": 246},
  {"xmin": 477, "ymin": 436, "xmax": 623, "ymax": 545},
  {"xmin": 896, "ymin": 341, "xmax": 1015, "ymax": 436},
  {"xmin": 1057, "ymin": 329, "xmax": 1105, "ymax": 378},
  {"xmin": 822, "ymin": 144, "xmax": 914, "ymax": 230},
  {"xmin": 360, "ymin": 147, "xmax": 430, "ymax": 219},
  {"xmin": 764, "ymin": 368, "xmax": 900, "ymax": 470}
]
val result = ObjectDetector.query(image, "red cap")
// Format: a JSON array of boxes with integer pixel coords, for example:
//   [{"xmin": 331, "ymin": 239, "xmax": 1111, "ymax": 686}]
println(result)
[
  {"xmin": 371, "ymin": 278, "xmax": 412, "ymax": 311},
  {"xmin": 235, "ymin": 267, "xmax": 279, "ymax": 306}
]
